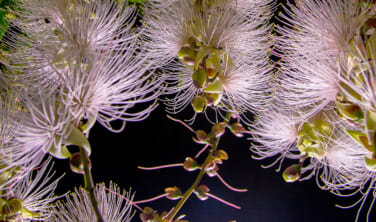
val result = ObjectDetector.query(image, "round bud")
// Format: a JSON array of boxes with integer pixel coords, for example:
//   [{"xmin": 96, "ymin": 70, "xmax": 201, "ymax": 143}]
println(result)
[
  {"xmin": 204, "ymin": 76, "xmax": 223, "ymax": 93},
  {"xmin": 191, "ymin": 96, "xmax": 207, "ymax": 113},
  {"xmin": 165, "ymin": 186, "xmax": 182, "ymax": 200},
  {"xmin": 183, "ymin": 157, "xmax": 200, "ymax": 171},
  {"xmin": 194, "ymin": 185, "xmax": 210, "ymax": 201},
  {"xmin": 194, "ymin": 130, "xmax": 208, "ymax": 144},
  {"xmin": 364, "ymin": 156, "xmax": 376, "ymax": 171},
  {"xmin": 215, "ymin": 150, "xmax": 228, "ymax": 160},
  {"xmin": 192, "ymin": 69, "xmax": 207, "ymax": 89},
  {"xmin": 205, "ymin": 93, "xmax": 222, "ymax": 106},
  {"xmin": 178, "ymin": 47, "xmax": 196, "ymax": 60},
  {"xmin": 230, "ymin": 122, "xmax": 246, "ymax": 137},
  {"xmin": 70, "ymin": 152, "xmax": 91, "ymax": 174},
  {"xmin": 2, "ymin": 198, "xmax": 22, "ymax": 216},
  {"xmin": 211, "ymin": 123, "xmax": 225, "ymax": 137},
  {"xmin": 282, "ymin": 164, "xmax": 301, "ymax": 183}
]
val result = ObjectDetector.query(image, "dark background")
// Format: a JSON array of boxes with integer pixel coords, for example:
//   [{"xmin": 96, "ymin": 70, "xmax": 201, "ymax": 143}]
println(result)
[
  {"xmin": 54, "ymin": 105, "xmax": 370, "ymax": 222},
  {"xmin": 53, "ymin": 1, "xmax": 373, "ymax": 221}
]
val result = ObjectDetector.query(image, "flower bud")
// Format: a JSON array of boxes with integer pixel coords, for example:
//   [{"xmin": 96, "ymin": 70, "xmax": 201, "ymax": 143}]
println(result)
[
  {"xmin": 364, "ymin": 156, "xmax": 376, "ymax": 171},
  {"xmin": 204, "ymin": 93, "xmax": 222, "ymax": 106},
  {"xmin": 178, "ymin": 47, "xmax": 196, "ymax": 60},
  {"xmin": 192, "ymin": 69, "xmax": 207, "ymax": 89},
  {"xmin": 282, "ymin": 164, "xmax": 301, "ymax": 183},
  {"xmin": 70, "ymin": 152, "xmax": 91, "ymax": 174},
  {"xmin": 2, "ymin": 198, "xmax": 22, "ymax": 216},
  {"xmin": 195, "ymin": 130, "xmax": 207, "ymax": 143},
  {"xmin": 230, "ymin": 122, "xmax": 246, "ymax": 137},
  {"xmin": 336, "ymin": 101, "xmax": 363, "ymax": 122},
  {"xmin": 204, "ymin": 76, "xmax": 223, "ymax": 93},
  {"xmin": 191, "ymin": 96, "xmax": 207, "ymax": 113},
  {"xmin": 211, "ymin": 122, "xmax": 226, "ymax": 137},
  {"xmin": 214, "ymin": 150, "xmax": 228, "ymax": 160},
  {"xmin": 194, "ymin": 185, "xmax": 210, "ymax": 201},
  {"xmin": 165, "ymin": 186, "xmax": 182, "ymax": 200},
  {"xmin": 183, "ymin": 157, "xmax": 200, "ymax": 171}
]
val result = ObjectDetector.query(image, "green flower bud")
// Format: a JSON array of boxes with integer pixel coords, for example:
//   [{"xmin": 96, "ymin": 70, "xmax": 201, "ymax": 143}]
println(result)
[
  {"xmin": 183, "ymin": 157, "xmax": 200, "ymax": 171},
  {"xmin": 194, "ymin": 185, "xmax": 210, "ymax": 201},
  {"xmin": 204, "ymin": 76, "xmax": 224, "ymax": 93},
  {"xmin": 193, "ymin": 130, "xmax": 208, "ymax": 144},
  {"xmin": 211, "ymin": 122, "xmax": 225, "ymax": 137},
  {"xmin": 178, "ymin": 47, "xmax": 196, "ymax": 60},
  {"xmin": 204, "ymin": 93, "xmax": 222, "ymax": 106},
  {"xmin": 214, "ymin": 150, "xmax": 228, "ymax": 160},
  {"xmin": 70, "ymin": 152, "xmax": 91, "ymax": 174},
  {"xmin": 282, "ymin": 164, "xmax": 301, "ymax": 183},
  {"xmin": 2, "ymin": 198, "xmax": 23, "ymax": 216},
  {"xmin": 364, "ymin": 156, "xmax": 376, "ymax": 171},
  {"xmin": 192, "ymin": 69, "xmax": 207, "ymax": 89},
  {"xmin": 191, "ymin": 96, "xmax": 207, "ymax": 113},
  {"xmin": 165, "ymin": 186, "xmax": 182, "ymax": 200},
  {"xmin": 336, "ymin": 101, "xmax": 364, "ymax": 122},
  {"xmin": 230, "ymin": 122, "xmax": 246, "ymax": 137}
]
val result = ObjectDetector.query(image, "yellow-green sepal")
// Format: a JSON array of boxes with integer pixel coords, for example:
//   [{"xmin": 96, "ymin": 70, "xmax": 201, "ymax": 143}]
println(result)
[
  {"xmin": 345, "ymin": 129, "xmax": 374, "ymax": 152},
  {"xmin": 364, "ymin": 156, "xmax": 376, "ymax": 171}
]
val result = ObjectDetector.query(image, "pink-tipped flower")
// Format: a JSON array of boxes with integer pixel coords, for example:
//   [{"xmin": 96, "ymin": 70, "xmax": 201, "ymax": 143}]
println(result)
[
  {"xmin": 143, "ymin": 0, "xmax": 274, "ymax": 117},
  {"xmin": 53, "ymin": 182, "xmax": 134, "ymax": 222},
  {"xmin": 0, "ymin": 158, "xmax": 61, "ymax": 221},
  {"xmin": 275, "ymin": 0, "xmax": 366, "ymax": 118}
]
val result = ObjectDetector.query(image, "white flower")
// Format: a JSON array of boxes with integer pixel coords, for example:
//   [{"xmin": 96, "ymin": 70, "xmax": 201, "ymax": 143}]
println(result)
[
  {"xmin": 6, "ymin": 0, "xmax": 162, "ymax": 132},
  {"xmin": 143, "ymin": 0, "xmax": 274, "ymax": 117},
  {"xmin": 0, "ymin": 158, "xmax": 61, "ymax": 221},
  {"xmin": 10, "ymin": 92, "xmax": 74, "ymax": 168},
  {"xmin": 275, "ymin": 0, "xmax": 366, "ymax": 118},
  {"xmin": 53, "ymin": 182, "xmax": 134, "ymax": 222}
]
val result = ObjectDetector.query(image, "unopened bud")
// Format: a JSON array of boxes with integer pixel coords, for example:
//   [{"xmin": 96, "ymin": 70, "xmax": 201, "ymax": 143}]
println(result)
[
  {"xmin": 194, "ymin": 130, "xmax": 207, "ymax": 144},
  {"xmin": 191, "ymin": 96, "xmax": 207, "ymax": 113},
  {"xmin": 204, "ymin": 76, "xmax": 223, "ymax": 93},
  {"xmin": 2, "ymin": 198, "xmax": 22, "ymax": 216},
  {"xmin": 215, "ymin": 150, "xmax": 228, "ymax": 160},
  {"xmin": 183, "ymin": 157, "xmax": 200, "ymax": 171},
  {"xmin": 230, "ymin": 122, "xmax": 246, "ymax": 137},
  {"xmin": 205, "ymin": 93, "xmax": 222, "ymax": 106},
  {"xmin": 282, "ymin": 164, "xmax": 301, "ymax": 183},
  {"xmin": 194, "ymin": 185, "xmax": 210, "ymax": 201},
  {"xmin": 211, "ymin": 122, "xmax": 226, "ymax": 137},
  {"xmin": 165, "ymin": 186, "xmax": 182, "ymax": 200},
  {"xmin": 192, "ymin": 69, "xmax": 207, "ymax": 89},
  {"xmin": 70, "ymin": 152, "xmax": 91, "ymax": 174}
]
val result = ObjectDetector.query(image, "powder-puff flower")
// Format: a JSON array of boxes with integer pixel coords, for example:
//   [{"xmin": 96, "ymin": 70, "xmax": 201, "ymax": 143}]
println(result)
[
  {"xmin": 9, "ymin": 91, "xmax": 89, "ymax": 169},
  {"xmin": 5, "ymin": 0, "xmax": 162, "ymax": 132},
  {"xmin": 143, "ymin": 0, "xmax": 273, "ymax": 117},
  {"xmin": 275, "ymin": 0, "xmax": 367, "ymax": 119},
  {"xmin": 252, "ymin": 105, "xmax": 373, "ymax": 186},
  {"xmin": 0, "ymin": 158, "xmax": 61, "ymax": 221},
  {"xmin": 53, "ymin": 182, "xmax": 134, "ymax": 222}
]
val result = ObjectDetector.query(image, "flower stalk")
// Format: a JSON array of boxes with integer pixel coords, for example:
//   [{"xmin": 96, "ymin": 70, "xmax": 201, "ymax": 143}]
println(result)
[{"xmin": 79, "ymin": 147, "xmax": 104, "ymax": 222}]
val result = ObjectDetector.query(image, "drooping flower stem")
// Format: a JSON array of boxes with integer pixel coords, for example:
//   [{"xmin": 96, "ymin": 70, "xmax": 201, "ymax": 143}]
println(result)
[
  {"xmin": 79, "ymin": 147, "xmax": 104, "ymax": 222},
  {"xmin": 167, "ymin": 137, "xmax": 220, "ymax": 221}
]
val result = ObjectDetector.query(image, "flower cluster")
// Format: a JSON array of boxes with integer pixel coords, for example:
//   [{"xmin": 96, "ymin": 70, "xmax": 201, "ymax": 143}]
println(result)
[
  {"xmin": 0, "ymin": 0, "xmax": 159, "ymax": 220},
  {"xmin": 142, "ymin": 0, "xmax": 274, "ymax": 121},
  {"xmin": 251, "ymin": 0, "xmax": 376, "ymax": 220}
]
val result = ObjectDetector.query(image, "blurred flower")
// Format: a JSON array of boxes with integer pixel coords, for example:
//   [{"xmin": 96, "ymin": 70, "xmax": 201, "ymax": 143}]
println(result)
[{"xmin": 53, "ymin": 182, "xmax": 134, "ymax": 222}]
